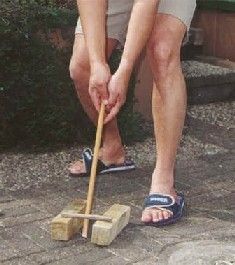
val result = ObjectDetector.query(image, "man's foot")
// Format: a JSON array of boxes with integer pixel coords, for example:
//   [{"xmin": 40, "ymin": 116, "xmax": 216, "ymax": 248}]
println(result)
[
  {"xmin": 68, "ymin": 146, "xmax": 125, "ymax": 175},
  {"xmin": 68, "ymin": 160, "xmax": 86, "ymax": 175},
  {"xmin": 142, "ymin": 192, "xmax": 184, "ymax": 226},
  {"xmin": 141, "ymin": 169, "xmax": 178, "ymax": 223}
]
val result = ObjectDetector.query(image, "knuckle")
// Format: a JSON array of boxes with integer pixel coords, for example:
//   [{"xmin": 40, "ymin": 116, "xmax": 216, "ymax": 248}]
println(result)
[
  {"xmin": 90, "ymin": 78, "xmax": 104, "ymax": 87},
  {"xmin": 88, "ymin": 89, "xmax": 93, "ymax": 96},
  {"xmin": 96, "ymin": 79, "xmax": 106, "ymax": 87}
]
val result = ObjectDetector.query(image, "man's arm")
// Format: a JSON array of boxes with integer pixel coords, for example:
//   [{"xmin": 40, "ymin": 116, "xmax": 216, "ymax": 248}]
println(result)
[
  {"xmin": 105, "ymin": 0, "xmax": 158, "ymax": 123},
  {"xmin": 77, "ymin": 0, "xmax": 109, "ymax": 110},
  {"xmin": 120, "ymin": 0, "xmax": 158, "ymax": 71},
  {"xmin": 77, "ymin": 0, "xmax": 106, "ymax": 63}
]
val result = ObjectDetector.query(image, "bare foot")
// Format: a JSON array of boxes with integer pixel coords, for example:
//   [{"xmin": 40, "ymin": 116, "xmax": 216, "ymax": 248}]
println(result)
[
  {"xmin": 141, "ymin": 170, "xmax": 177, "ymax": 223},
  {"xmin": 68, "ymin": 160, "xmax": 86, "ymax": 174},
  {"xmin": 68, "ymin": 146, "xmax": 125, "ymax": 175}
]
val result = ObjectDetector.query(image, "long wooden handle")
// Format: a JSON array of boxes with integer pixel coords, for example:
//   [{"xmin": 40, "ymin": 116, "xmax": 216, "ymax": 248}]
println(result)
[{"xmin": 82, "ymin": 103, "xmax": 105, "ymax": 238}]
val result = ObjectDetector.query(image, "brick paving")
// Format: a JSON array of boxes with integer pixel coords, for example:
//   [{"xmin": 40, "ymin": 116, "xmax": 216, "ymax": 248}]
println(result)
[{"xmin": 0, "ymin": 101, "xmax": 235, "ymax": 264}]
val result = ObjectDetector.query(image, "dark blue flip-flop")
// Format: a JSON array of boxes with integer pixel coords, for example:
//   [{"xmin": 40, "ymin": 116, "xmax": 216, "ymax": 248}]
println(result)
[
  {"xmin": 69, "ymin": 148, "xmax": 135, "ymax": 177},
  {"xmin": 143, "ymin": 193, "xmax": 185, "ymax": 226}
]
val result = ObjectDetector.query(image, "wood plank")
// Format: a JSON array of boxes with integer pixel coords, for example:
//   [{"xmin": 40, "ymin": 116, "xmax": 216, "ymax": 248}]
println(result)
[
  {"xmin": 51, "ymin": 198, "xmax": 86, "ymax": 241},
  {"xmin": 61, "ymin": 212, "xmax": 112, "ymax": 222},
  {"xmin": 91, "ymin": 204, "xmax": 131, "ymax": 246}
]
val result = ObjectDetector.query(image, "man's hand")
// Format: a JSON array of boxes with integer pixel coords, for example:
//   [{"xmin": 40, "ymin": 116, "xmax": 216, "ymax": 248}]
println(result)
[
  {"xmin": 103, "ymin": 0, "xmax": 158, "ymax": 123},
  {"xmin": 104, "ymin": 66, "xmax": 131, "ymax": 124},
  {"xmin": 89, "ymin": 62, "xmax": 111, "ymax": 111}
]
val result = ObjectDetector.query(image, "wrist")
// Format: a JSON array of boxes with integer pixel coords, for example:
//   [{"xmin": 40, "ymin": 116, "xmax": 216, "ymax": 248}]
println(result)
[
  {"xmin": 114, "ymin": 61, "xmax": 133, "ymax": 91},
  {"xmin": 90, "ymin": 61, "xmax": 109, "ymax": 76},
  {"xmin": 117, "ymin": 59, "xmax": 134, "ymax": 82},
  {"xmin": 119, "ymin": 58, "xmax": 134, "ymax": 72},
  {"xmin": 90, "ymin": 59, "xmax": 107, "ymax": 69}
]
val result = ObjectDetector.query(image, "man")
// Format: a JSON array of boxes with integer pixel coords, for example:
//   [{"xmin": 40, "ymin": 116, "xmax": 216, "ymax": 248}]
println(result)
[{"xmin": 69, "ymin": 0, "xmax": 196, "ymax": 226}]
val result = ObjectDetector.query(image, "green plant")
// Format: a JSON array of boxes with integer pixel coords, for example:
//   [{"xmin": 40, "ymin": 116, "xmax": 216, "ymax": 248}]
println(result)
[
  {"xmin": 0, "ymin": 0, "xmax": 149, "ymax": 151},
  {"xmin": 0, "ymin": 0, "xmax": 78, "ymax": 149}
]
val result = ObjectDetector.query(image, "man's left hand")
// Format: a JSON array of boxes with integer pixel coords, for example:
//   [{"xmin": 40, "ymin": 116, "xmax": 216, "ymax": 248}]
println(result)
[{"xmin": 104, "ymin": 70, "xmax": 130, "ymax": 124}]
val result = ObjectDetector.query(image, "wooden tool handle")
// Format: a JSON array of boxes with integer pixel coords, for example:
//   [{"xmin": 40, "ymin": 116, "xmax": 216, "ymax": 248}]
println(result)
[
  {"xmin": 61, "ymin": 212, "xmax": 112, "ymax": 222},
  {"xmin": 82, "ymin": 103, "xmax": 105, "ymax": 238}
]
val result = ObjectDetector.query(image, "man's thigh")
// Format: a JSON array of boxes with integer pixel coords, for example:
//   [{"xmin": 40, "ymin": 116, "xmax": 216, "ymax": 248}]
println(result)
[
  {"xmin": 70, "ymin": 35, "xmax": 89, "ymax": 69},
  {"xmin": 75, "ymin": 0, "xmax": 196, "ymax": 52},
  {"xmin": 148, "ymin": 14, "xmax": 187, "ymax": 53},
  {"xmin": 158, "ymin": 0, "xmax": 196, "ymax": 31},
  {"xmin": 70, "ymin": 34, "xmax": 118, "ymax": 69},
  {"xmin": 148, "ymin": 0, "xmax": 196, "ymax": 55},
  {"xmin": 75, "ymin": 0, "xmax": 134, "ymax": 48}
]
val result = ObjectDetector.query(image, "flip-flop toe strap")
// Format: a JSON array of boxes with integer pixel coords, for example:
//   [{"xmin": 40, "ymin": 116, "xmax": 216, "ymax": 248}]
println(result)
[
  {"xmin": 144, "ymin": 193, "xmax": 175, "ymax": 207},
  {"xmin": 82, "ymin": 148, "xmax": 106, "ymax": 174},
  {"xmin": 82, "ymin": 148, "xmax": 93, "ymax": 173},
  {"xmin": 144, "ymin": 206, "xmax": 173, "ymax": 215}
]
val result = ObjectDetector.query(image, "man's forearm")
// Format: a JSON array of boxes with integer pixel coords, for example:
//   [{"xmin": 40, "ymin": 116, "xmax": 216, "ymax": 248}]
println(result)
[
  {"xmin": 120, "ymin": 0, "xmax": 158, "ymax": 70},
  {"xmin": 77, "ymin": 0, "xmax": 107, "ymax": 64}
]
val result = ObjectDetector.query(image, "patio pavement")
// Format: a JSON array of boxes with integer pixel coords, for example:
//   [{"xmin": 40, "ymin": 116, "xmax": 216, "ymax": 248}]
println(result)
[{"xmin": 0, "ymin": 101, "xmax": 234, "ymax": 265}]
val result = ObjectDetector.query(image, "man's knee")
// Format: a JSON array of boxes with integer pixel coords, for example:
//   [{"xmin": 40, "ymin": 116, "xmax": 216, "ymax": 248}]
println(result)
[
  {"xmin": 147, "ymin": 17, "xmax": 185, "ymax": 75},
  {"xmin": 147, "ymin": 37, "xmax": 178, "ymax": 73},
  {"xmin": 69, "ymin": 58, "xmax": 90, "ymax": 84}
]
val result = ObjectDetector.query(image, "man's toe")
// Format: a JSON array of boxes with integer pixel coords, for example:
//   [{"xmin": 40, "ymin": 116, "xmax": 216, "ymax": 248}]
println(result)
[
  {"xmin": 152, "ymin": 210, "xmax": 159, "ymax": 222},
  {"xmin": 158, "ymin": 211, "xmax": 164, "ymax": 221},
  {"xmin": 162, "ymin": 211, "xmax": 170, "ymax": 220},
  {"xmin": 69, "ymin": 161, "xmax": 85, "ymax": 174},
  {"xmin": 141, "ymin": 210, "xmax": 152, "ymax": 222},
  {"xmin": 69, "ymin": 168, "xmax": 81, "ymax": 174},
  {"xmin": 69, "ymin": 165, "xmax": 81, "ymax": 173}
]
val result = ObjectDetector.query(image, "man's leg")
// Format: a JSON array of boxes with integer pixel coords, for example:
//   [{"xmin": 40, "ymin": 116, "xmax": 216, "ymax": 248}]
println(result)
[
  {"xmin": 69, "ymin": 35, "xmax": 125, "ymax": 174},
  {"xmin": 142, "ymin": 14, "xmax": 187, "ymax": 222}
]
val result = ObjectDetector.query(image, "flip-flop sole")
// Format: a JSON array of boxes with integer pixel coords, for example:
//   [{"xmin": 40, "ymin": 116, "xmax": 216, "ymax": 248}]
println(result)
[
  {"xmin": 69, "ymin": 164, "xmax": 136, "ymax": 178},
  {"xmin": 69, "ymin": 172, "xmax": 89, "ymax": 178},
  {"xmin": 100, "ymin": 164, "xmax": 136, "ymax": 174}
]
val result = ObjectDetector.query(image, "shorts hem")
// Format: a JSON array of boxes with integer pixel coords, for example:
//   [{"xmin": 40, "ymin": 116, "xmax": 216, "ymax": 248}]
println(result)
[
  {"xmin": 74, "ymin": 30, "xmax": 124, "ymax": 48},
  {"xmin": 157, "ymin": 12, "xmax": 191, "ymax": 31}
]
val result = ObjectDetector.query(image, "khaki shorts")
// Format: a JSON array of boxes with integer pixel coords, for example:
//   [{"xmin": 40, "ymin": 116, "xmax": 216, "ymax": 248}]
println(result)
[{"xmin": 75, "ymin": 0, "xmax": 196, "ymax": 46}]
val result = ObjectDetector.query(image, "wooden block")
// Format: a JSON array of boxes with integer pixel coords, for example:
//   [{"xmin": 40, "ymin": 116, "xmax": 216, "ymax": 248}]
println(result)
[
  {"xmin": 51, "ymin": 198, "xmax": 86, "ymax": 241},
  {"xmin": 91, "ymin": 204, "xmax": 131, "ymax": 246}
]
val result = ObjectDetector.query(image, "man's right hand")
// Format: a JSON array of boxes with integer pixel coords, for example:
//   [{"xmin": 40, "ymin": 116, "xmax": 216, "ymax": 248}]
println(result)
[{"xmin": 89, "ymin": 62, "xmax": 111, "ymax": 112}]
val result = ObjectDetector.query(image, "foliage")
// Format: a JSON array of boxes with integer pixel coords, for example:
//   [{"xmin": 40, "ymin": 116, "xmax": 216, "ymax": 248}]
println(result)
[
  {"xmin": 0, "ymin": 0, "xmax": 78, "ymax": 149},
  {"xmin": 0, "ymin": 0, "xmax": 148, "ymax": 151}
]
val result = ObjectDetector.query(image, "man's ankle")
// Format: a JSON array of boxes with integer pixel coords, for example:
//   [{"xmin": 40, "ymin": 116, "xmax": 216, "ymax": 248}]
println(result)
[
  {"xmin": 150, "ymin": 184, "xmax": 177, "ymax": 198},
  {"xmin": 150, "ymin": 167, "xmax": 176, "ymax": 195},
  {"xmin": 100, "ymin": 143, "xmax": 125, "ymax": 164}
]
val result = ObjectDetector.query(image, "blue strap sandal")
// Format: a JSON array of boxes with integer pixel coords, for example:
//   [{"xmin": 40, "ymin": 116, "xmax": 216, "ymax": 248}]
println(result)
[
  {"xmin": 143, "ymin": 193, "xmax": 185, "ymax": 226},
  {"xmin": 69, "ymin": 148, "xmax": 135, "ymax": 177}
]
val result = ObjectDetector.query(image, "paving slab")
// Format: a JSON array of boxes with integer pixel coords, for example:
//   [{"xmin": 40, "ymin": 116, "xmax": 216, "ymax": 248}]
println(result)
[
  {"xmin": 1, "ymin": 228, "xmax": 44, "ymax": 257},
  {"xmin": 157, "ymin": 240, "xmax": 235, "ymax": 265},
  {"xmin": 92, "ymin": 255, "xmax": 130, "ymax": 265},
  {"xmin": 45, "ymin": 248, "xmax": 112, "ymax": 265},
  {"xmin": 28, "ymin": 244, "xmax": 94, "ymax": 264},
  {"xmin": 132, "ymin": 256, "xmax": 159, "ymax": 265},
  {"xmin": 1, "ymin": 210, "xmax": 52, "ymax": 228},
  {"xmin": 1, "ymin": 256, "xmax": 38, "ymax": 265},
  {"xmin": 0, "ymin": 237, "xmax": 21, "ymax": 262},
  {"xmin": 0, "ymin": 101, "xmax": 234, "ymax": 264}
]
